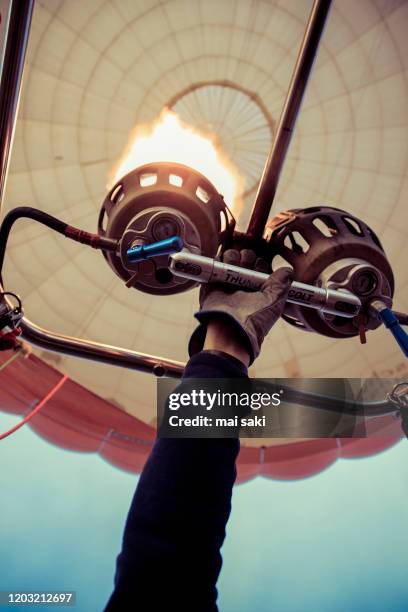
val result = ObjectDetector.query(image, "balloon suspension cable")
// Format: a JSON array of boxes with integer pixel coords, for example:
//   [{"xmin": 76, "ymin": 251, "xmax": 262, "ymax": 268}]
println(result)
[
  {"xmin": 0, "ymin": 374, "xmax": 68, "ymax": 441},
  {"xmin": 0, "ymin": 347, "xmax": 21, "ymax": 372}
]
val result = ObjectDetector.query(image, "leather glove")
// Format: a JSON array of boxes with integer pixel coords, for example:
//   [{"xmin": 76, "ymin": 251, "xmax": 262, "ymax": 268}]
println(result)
[{"xmin": 188, "ymin": 249, "xmax": 293, "ymax": 365}]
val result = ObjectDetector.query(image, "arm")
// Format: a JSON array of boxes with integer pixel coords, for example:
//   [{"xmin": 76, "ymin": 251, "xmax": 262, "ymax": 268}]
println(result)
[
  {"xmin": 104, "ymin": 323, "xmax": 248, "ymax": 612},
  {"xmin": 203, "ymin": 315, "xmax": 250, "ymax": 368},
  {"xmin": 105, "ymin": 263, "xmax": 292, "ymax": 611}
]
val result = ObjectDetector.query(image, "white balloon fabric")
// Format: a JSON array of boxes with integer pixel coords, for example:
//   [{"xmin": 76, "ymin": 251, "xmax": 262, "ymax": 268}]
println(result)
[{"xmin": 2, "ymin": 0, "xmax": 408, "ymax": 425}]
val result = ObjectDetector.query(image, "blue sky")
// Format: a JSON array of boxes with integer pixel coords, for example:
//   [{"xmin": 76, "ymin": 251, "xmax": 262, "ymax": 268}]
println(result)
[{"xmin": 0, "ymin": 412, "xmax": 407, "ymax": 612}]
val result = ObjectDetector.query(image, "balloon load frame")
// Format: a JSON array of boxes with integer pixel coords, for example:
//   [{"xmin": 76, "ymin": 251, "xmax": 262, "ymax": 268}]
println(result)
[{"xmin": 0, "ymin": 0, "xmax": 407, "ymax": 379}]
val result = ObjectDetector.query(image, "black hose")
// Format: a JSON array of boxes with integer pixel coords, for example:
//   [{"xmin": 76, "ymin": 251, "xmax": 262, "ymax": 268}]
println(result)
[{"xmin": 0, "ymin": 206, "xmax": 117, "ymax": 281}]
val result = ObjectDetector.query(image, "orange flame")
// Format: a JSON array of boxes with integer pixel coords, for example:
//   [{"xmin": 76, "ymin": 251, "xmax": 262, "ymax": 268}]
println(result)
[{"xmin": 109, "ymin": 110, "xmax": 243, "ymax": 212}]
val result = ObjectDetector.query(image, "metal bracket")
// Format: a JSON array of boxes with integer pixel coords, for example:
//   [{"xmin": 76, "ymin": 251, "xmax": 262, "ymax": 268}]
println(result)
[{"xmin": 388, "ymin": 382, "xmax": 408, "ymax": 409}]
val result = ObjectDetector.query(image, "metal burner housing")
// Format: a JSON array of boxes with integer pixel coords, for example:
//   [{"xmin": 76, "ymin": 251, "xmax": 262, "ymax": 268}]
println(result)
[
  {"xmin": 265, "ymin": 206, "xmax": 394, "ymax": 337},
  {"xmin": 98, "ymin": 162, "xmax": 235, "ymax": 295}
]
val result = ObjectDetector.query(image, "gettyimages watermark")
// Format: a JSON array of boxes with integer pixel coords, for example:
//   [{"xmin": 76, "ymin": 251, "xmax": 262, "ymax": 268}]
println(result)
[
  {"xmin": 157, "ymin": 378, "xmax": 406, "ymax": 439},
  {"xmin": 167, "ymin": 387, "xmax": 283, "ymax": 412}
]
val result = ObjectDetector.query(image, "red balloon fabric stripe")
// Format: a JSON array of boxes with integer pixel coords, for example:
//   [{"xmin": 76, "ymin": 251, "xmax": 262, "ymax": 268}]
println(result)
[{"xmin": 0, "ymin": 352, "xmax": 402, "ymax": 481}]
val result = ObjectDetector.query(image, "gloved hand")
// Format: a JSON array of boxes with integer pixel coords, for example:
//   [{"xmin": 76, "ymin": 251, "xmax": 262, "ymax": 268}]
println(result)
[{"xmin": 188, "ymin": 249, "xmax": 293, "ymax": 366}]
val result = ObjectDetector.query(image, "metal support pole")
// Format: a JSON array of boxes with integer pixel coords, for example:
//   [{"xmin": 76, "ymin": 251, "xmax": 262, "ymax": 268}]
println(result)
[
  {"xmin": 247, "ymin": 0, "xmax": 332, "ymax": 238},
  {"xmin": 0, "ymin": 0, "xmax": 34, "ymax": 213},
  {"xmin": 20, "ymin": 318, "xmax": 185, "ymax": 378},
  {"xmin": 15, "ymin": 318, "xmax": 403, "ymax": 415}
]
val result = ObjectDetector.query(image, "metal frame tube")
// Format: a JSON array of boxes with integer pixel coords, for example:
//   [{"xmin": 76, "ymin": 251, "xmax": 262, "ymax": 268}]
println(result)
[
  {"xmin": 16, "ymin": 318, "xmax": 403, "ymax": 415},
  {"xmin": 12, "ymin": 315, "xmax": 404, "ymax": 414},
  {"xmin": 0, "ymin": 0, "xmax": 34, "ymax": 211},
  {"xmin": 20, "ymin": 318, "xmax": 185, "ymax": 377},
  {"xmin": 247, "ymin": 0, "xmax": 333, "ymax": 238}
]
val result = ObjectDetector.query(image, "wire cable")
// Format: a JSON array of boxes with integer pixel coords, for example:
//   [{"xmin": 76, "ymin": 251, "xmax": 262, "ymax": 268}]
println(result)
[
  {"xmin": 0, "ymin": 348, "xmax": 21, "ymax": 372},
  {"xmin": 0, "ymin": 374, "xmax": 68, "ymax": 441}
]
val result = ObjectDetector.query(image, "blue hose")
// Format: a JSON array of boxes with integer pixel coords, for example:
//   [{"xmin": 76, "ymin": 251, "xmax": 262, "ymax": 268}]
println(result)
[{"xmin": 376, "ymin": 306, "xmax": 408, "ymax": 358}]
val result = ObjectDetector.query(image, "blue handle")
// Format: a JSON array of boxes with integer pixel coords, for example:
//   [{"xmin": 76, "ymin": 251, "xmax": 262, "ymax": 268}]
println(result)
[
  {"xmin": 127, "ymin": 236, "xmax": 184, "ymax": 263},
  {"xmin": 377, "ymin": 306, "xmax": 408, "ymax": 358}
]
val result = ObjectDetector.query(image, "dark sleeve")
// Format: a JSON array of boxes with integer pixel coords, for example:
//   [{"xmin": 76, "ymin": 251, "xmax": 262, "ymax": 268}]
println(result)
[{"xmin": 104, "ymin": 351, "xmax": 247, "ymax": 612}]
